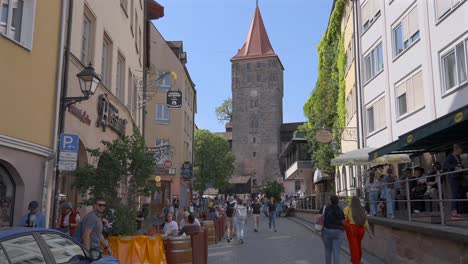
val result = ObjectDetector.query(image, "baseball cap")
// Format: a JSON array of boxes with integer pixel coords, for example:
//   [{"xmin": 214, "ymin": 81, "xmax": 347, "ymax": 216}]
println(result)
[{"xmin": 28, "ymin": 201, "xmax": 39, "ymax": 210}]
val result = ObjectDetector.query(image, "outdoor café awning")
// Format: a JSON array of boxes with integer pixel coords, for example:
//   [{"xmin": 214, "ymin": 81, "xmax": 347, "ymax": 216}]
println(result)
[
  {"xmin": 332, "ymin": 147, "xmax": 410, "ymax": 166},
  {"xmin": 228, "ymin": 176, "xmax": 251, "ymax": 184},
  {"xmin": 369, "ymin": 105, "xmax": 468, "ymax": 160}
]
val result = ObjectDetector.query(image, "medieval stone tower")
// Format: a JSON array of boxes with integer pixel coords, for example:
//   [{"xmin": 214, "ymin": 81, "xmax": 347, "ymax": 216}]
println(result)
[{"xmin": 231, "ymin": 5, "xmax": 284, "ymax": 192}]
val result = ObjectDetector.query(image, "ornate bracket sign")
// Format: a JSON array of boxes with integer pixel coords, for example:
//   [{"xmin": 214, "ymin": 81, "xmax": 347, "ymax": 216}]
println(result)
[
  {"xmin": 147, "ymin": 145, "xmax": 174, "ymax": 164},
  {"xmin": 97, "ymin": 94, "xmax": 127, "ymax": 137},
  {"xmin": 340, "ymin": 127, "xmax": 357, "ymax": 142}
]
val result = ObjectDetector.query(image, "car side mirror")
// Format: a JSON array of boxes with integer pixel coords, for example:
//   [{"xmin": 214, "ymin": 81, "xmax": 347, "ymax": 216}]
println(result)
[{"xmin": 89, "ymin": 249, "xmax": 102, "ymax": 261}]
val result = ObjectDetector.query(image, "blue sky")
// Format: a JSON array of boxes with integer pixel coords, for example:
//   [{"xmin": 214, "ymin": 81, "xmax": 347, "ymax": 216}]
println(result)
[{"xmin": 154, "ymin": 0, "xmax": 333, "ymax": 132}]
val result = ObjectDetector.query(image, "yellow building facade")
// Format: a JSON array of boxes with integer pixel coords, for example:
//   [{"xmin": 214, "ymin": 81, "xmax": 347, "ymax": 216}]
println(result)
[
  {"xmin": 336, "ymin": 0, "xmax": 360, "ymax": 197},
  {"xmin": 144, "ymin": 24, "xmax": 197, "ymax": 214},
  {"xmin": 0, "ymin": 0, "xmax": 62, "ymax": 226}
]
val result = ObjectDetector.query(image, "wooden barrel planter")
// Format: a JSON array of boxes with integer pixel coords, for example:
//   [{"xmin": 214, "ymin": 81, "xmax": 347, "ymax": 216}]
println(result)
[
  {"xmin": 165, "ymin": 236, "xmax": 192, "ymax": 264},
  {"xmin": 201, "ymin": 220, "xmax": 216, "ymax": 245}
]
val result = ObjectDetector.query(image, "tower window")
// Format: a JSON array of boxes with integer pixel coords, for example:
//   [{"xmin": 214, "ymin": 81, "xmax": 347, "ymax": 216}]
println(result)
[
  {"xmin": 253, "ymin": 137, "xmax": 256, "ymax": 143},
  {"xmin": 253, "ymin": 152, "xmax": 256, "ymax": 157}
]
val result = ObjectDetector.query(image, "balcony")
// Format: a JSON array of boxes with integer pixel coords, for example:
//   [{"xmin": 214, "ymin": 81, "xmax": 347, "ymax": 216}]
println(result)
[{"xmin": 285, "ymin": 160, "xmax": 313, "ymax": 180}]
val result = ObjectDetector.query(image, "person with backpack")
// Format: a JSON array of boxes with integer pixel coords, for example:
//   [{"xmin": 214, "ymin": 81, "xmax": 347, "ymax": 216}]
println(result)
[
  {"xmin": 251, "ymin": 198, "xmax": 262, "ymax": 232},
  {"xmin": 321, "ymin": 195, "xmax": 345, "ymax": 264},
  {"xmin": 267, "ymin": 197, "xmax": 277, "ymax": 232},
  {"xmin": 20, "ymin": 201, "xmax": 46, "ymax": 228},
  {"xmin": 344, "ymin": 196, "xmax": 373, "ymax": 264},
  {"xmin": 59, "ymin": 202, "xmax": 80, "ymax": 236},
  {"xmin": 234, "ymin": 198, "xmax": 247, "ymax": 244},
  {"xmin": 225, "ymin": 196, "xmax": 236, "ymax": 243}
]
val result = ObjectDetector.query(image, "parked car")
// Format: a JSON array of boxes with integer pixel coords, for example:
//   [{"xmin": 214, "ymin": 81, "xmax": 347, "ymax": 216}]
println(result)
[{"xmin": 0, "ymin": 228, "xmax": 119, "ymax": 263}]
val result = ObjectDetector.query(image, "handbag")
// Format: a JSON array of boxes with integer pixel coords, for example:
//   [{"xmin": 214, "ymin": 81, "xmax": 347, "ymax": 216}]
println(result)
[{"xmin": 315, "ymin": 205, "xmax": 326, "ymax": 231}]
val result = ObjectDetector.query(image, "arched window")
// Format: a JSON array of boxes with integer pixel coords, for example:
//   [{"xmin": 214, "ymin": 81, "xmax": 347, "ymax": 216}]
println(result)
[{"xmin": 0, "ymin": 164, "xmax": 15, "ymax": 227}]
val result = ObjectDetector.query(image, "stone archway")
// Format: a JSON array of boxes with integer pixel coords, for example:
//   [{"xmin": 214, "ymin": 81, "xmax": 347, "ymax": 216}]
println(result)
[{"xmin": 0, "ymin": 161, "xmax": 22, "ymax": 227}]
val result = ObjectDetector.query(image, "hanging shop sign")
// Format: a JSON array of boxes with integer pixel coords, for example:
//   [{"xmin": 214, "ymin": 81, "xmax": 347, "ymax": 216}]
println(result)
[
  {"xmin": 316, "ymin": 129, "xmax": 333, "ymax": 144},
  {"xmin": 181, "ymin": 162, "xmax": 193, "ymax": 179},
  {"xmin": 166, "ymin": 91, "xmax": 182, "ymax": 108}
]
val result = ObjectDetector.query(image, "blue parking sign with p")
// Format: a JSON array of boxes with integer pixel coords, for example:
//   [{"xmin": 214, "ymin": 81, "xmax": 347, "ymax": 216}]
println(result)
[{"xmin": 60, "ymin": 133, "xmax": 79, "ymax": 152}]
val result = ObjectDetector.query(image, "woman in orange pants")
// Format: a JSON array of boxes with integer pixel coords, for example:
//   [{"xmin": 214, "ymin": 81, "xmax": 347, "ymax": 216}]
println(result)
[{"xmin": 344, "ymin": 197, "xmax": 374, "ymax": 264}]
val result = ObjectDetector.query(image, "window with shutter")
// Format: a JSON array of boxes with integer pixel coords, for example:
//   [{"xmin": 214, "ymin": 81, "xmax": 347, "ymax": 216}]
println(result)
[
  {"xmin": 435, "ymin": 0, "xmax": 464, "ymax": 20},
  {"xmin": 393, "ymin": 5, "xmax": 420, "ymax": 58}
]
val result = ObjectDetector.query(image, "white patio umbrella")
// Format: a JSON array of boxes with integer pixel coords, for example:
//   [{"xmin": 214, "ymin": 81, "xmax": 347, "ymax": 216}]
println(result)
[
  {"xmin": 330, "ymin": 147, "xmax": 376, "ymax": 166},
  {"xmin": 330, "ymin": 147, "xmax": 411, "ymax": 166}
]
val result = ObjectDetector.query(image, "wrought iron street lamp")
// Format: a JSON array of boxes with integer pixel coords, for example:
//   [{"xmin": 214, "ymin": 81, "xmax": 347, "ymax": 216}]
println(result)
[{"xmin": 63, "ymin": 64, "xmax": 101, "ymax": 108}]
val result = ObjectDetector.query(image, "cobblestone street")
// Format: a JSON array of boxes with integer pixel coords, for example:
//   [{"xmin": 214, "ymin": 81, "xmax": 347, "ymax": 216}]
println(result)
[{"xmin": 208, "ymin": 215, "xmax": 346, "ymax": 264}]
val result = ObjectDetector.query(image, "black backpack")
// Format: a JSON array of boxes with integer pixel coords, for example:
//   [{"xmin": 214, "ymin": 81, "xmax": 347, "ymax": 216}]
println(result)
[{"xmin": 226, "ymin": 203, "xmax": 235, "ymax": 217}]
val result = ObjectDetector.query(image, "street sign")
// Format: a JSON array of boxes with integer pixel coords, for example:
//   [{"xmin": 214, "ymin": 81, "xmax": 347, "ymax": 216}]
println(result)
[
  {"xmin": 60, "ymin": 134, "xmax": 79, "ymax": 152},
  {"xmin": 59, "ymin": 152, "xmax": 78, "ymax": 161},
  {"xmin": 166, "ymin": 91, "xmax": 182, "ymax": 108},
  {"xmin": 59, "ymin": 133, "xmax": 79, "ymax": 171},
  {"xmin": 163, "ymin": 160, "xmax": 172, "ymax": 169},
  {"xmin": 58, "ymin": 161, "xmax": 77, "ymax": 171}
]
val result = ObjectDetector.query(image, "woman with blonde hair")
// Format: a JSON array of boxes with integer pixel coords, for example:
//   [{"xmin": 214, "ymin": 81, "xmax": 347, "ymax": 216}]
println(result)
[{"xmin": 344, "ymin": 197, "xmax": 373, "ymax": 264}]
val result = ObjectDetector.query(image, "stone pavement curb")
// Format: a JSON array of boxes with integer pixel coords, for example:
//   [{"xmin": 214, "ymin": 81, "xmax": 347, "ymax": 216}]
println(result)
[{"xmin": 288, "ymin": 216, "xmax": 385, "ymax": 264}]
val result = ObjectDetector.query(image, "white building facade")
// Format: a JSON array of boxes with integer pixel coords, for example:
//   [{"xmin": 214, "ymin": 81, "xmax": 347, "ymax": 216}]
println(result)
[{"xmin": 357, "ymin": 0, "xmax": 468, "ymax": 151}]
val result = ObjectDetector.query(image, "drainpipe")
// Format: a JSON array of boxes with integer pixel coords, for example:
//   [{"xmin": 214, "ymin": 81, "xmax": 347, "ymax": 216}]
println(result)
[
  {"xmin": 44, "ymin": 0, "xmax": 68, "ymax": 227},
  {"xmin": 51, "ymin": 0, "xmax": 74, "ymax": 228},
  {"xmin": 352, "ymin": 0, "xmax": 366, "ymax": 195},
  {"xmin": 352, "ymin": 0, "xmax": 364, "ymax": 149},
  {"xmin": 143, "ymin": 3, "xmax": 149, "ymax": 138}
]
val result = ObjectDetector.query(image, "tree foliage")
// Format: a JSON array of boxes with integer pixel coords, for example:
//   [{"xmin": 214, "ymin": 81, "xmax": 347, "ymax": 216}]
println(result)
[
  {"xmin": 74, "ymin": 129, "xmax": 156, "ymax": 235},
  {"xmin": 302, "ymin": 0, "xmax": 346, "ymax": 174},
  {"xmin": 263, "ymin": 181, "xmax": 284, "ymax": 203},
  {"xmin": 194, "ymin": 130, "xmax": 235, "ymax": 193},
  {"xmin": 215, "ymin": 98, "xmax": 233, "ymax": 123}
]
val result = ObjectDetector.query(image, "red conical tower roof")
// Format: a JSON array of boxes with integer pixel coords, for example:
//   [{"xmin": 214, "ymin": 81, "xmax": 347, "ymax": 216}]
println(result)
[{"xmin": 231, "ymin": 6, "xmax": 278, "ymax": 61}]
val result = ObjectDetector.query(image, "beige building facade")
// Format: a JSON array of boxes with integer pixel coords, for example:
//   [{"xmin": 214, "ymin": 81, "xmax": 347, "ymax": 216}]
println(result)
[
  {"xmin": 145, "ymin": 24, "xmax": 197, "ymax": 212},
  {"xmin": 0, "ymin": 0, "xmax": 62, "ymax": 226},
  {"xmin": 60, "ymin": 0, "xmax": 149, "ymax": 214}
]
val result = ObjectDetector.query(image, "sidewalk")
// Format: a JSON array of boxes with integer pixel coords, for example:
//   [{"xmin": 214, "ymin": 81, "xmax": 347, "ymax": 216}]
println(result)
[{"xmin": 289, "ymin": 216, "xmax": 386, "ymax": 264}]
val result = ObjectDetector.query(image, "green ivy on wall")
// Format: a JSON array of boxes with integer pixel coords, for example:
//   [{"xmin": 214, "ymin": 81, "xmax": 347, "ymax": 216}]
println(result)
[{"xmin": 302, "ymin": 0, "xmax": 346, "ymax": 174}]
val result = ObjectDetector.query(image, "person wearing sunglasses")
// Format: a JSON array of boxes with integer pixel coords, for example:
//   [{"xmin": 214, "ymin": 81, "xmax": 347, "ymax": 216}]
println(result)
[{"xmin": 81, "ymin": 197, "xmax": 113, "ymax": 256}]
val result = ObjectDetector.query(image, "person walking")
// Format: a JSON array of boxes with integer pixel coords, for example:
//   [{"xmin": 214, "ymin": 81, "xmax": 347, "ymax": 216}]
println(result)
[
  {"xmin": 225, "ymin": 196, "xmax": 236, "ymax": 243},
  {"xmin": 20, "ymin": 201, "xmax": 46, "ymax": 228},
  {"xmin": 81, "ymin": 197, "xmax": 112, "ymax": 256},
  {"xmin": 381, "ymin": 168, "xmax": 396, "ymax": 219},
  {"xmin": 59, "ymin": 202, "xmax": 80, "ymax": 236},
  {"xmin": 366, "ymin": 171, "xmax": 380, "ymax": 216},
  {"xmin": 251, "ymin": 198, "xmax": 262, "ymax": 232},
  {"xmin": 234, "ymin": 198, "xmax": 247, "ymax": 244},
  {"xmin": 443, "ymin": 144, "xmax": 464, "ymax": 219},
  {"xmin": 267, "ymin": 197, "xmax": 277, "ymax": 232},
  {"xmin": 344, "ymin": 197, "xmax": 373, "ymax": 264},
  {"xmin": 321, "ymin": 195, "xmax": 345, "ymax": 264}
]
